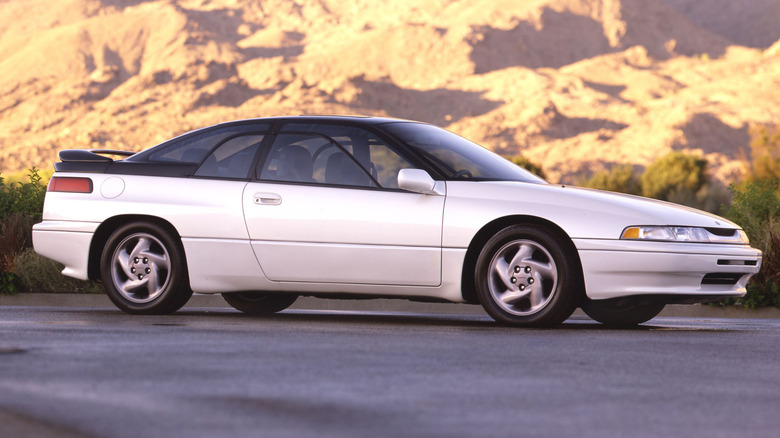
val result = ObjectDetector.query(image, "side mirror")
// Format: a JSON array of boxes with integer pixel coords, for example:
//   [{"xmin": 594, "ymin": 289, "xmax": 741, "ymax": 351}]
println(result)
[{"xmin": 397, "ymin": 169, "xmax": 445, "ymax": 195}]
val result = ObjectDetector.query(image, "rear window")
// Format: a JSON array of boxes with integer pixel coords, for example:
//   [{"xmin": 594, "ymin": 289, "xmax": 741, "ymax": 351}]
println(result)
[{"xmin": 129, "ymin": 123, "xmax": 270, "ymax": 164}]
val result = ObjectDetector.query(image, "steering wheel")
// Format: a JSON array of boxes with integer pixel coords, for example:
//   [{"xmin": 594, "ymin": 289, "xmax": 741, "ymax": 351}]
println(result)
[{"xmin": 452, "ymin": 169, "xmax": 473, "ymax": 179}]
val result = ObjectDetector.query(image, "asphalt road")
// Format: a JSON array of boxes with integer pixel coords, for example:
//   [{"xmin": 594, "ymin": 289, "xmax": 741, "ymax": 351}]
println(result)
[{"xmin": 0, "ymin": 307, "xmax": 778, "ymax": 438}]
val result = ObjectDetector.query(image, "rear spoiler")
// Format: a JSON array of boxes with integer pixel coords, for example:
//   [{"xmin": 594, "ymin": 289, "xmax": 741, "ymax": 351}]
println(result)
[{"xmin": 58, "ymin": 149, "xmax": 136, "ymax": 163}]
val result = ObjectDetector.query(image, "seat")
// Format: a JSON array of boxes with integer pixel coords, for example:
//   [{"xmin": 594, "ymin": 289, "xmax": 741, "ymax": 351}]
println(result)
[{"xmin": 275, "ymin": 145, "xmax": 314, "ymax": 182}]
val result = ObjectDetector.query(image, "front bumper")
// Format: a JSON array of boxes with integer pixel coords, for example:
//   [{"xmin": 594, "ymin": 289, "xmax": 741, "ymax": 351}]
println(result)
[
  {"xmin": 32, "ymin": 221, "xmax": 100, "ymax": 281},
  {"xmin": 574, "ymin": 239, "xmax": 762, "ymax": 300}
]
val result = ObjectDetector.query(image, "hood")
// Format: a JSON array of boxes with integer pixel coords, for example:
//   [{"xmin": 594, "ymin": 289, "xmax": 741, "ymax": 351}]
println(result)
[{"xmin": 445, "ymin": 181, "xmax": 740, "ymax": 240}]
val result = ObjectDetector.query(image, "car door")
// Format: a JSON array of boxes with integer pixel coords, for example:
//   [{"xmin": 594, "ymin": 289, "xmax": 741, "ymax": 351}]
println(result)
[{"xmin": 242, "ymin": 123, "xmax": 445, "ymax": 286}]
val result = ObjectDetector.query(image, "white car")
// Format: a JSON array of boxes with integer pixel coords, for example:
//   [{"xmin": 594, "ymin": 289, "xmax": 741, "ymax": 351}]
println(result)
[{"xmin": 32, "ymin": 116, "xmax": 762, "ymax": 326}]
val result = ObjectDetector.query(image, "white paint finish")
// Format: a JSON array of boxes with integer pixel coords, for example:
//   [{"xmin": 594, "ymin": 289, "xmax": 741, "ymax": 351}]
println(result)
[
  {"xmin": 33, "ymin": 220, "xmax": 100, "ymax": 234},
  {"xmin": 578, "ymin": 248, "xmax": 761, "ymax": 300},
  {"xmin": 573, "ymin": 238, "xmax": 764, "ymax": 257},
  {"xmin": 252, "ymin": 241, "xmax": 441, "ymax": 285},
  {"xmin": 442, "ymin": 181, "xmax": 740, "ymax": 248},
  {"xmin": 100, "ymin": 177, "xmax": 125, "ymax": 199},
  {"xmin": 31, "ymin": 230, "xmax": 92, "ymax": 280},
  {"xmin": 181, "ymin": 238, "xmax": 269, "ymax": 293},
  {"xmin": 42, "ymin": 173, "xmax": 250, "ymax": 240},
  {"xmin": 243, "ymin": 182, "xmax": 445, "ymax": 285}
]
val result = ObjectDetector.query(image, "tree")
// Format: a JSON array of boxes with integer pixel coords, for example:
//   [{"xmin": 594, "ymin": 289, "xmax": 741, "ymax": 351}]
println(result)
[{"xmin": 640, "ymin": 151, "xmax": 708, "ymax": 201}]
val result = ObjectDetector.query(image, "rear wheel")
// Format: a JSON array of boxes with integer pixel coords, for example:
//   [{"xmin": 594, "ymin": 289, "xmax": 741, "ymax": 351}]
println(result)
[
  {"xmin": 475, "ymin": 224, "xmax": 581, "ymax": 327},
  {"xmin": 581, "ymin": 297, "xmax": 665, "ymax": 327},
  {"xmin": 100, "ymin": 222, "xmax": 192, "ymax": 314},
  {"xmin": 222, "ymin": 293, "xmax": 298, "ymax": 315}
]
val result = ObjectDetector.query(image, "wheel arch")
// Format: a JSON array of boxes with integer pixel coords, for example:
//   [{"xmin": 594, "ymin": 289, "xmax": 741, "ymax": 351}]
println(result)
[
  {"xmin": 460, "ymin": 215, "xmax": 586, "ymax": 304},
  {"xmin": 87, "ymin": 215, "xmax": 184, "ymax": 281}
]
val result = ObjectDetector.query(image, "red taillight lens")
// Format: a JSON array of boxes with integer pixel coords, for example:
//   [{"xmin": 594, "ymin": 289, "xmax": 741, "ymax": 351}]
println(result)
[{"xmin": 48, "ymin": 177, "xmax": 93, "ymax": 193}]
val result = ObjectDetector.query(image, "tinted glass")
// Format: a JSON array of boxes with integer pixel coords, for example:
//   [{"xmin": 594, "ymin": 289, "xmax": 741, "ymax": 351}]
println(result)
[
  {"xmin": 194, "ymin": 134, "xmax": 265, "ymax": 179},
  {"xmin": 259, "ymin": 134, "xmax": 375, "ymax": 187},
  {"xmin": 130, "ymin": 123, "xmax": 270, "ymax": 163},
  {"xmin": 277, "ymin": 123, "xmax": 413, "ymax": 189},
  {"xmin": 383, "ymin": 122, "xmax": 546, "ymax": 183}
]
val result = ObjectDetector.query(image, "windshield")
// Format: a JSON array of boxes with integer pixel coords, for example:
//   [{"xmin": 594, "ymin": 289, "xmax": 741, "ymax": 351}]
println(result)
[{"xmin": 383, "ymin": 122, "xmax": 546, "ymax": 183}]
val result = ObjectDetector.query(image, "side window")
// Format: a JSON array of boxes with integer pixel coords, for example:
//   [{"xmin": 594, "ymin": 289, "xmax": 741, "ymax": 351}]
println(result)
[
  {"xmin": 131, "ymin": 123, "xmax": 269, "ymax": 163},
  {"xmin": 368, "ymin": 143, "xmax": 414, "ymax": 189},
  {"xmin": 273, "ymin": 124, "xmax": 413, "ymax": 189},
  {"xmin": 194, "ymin": 134, "xmax": 265, "ymax": 179},
  {"xmin": 259, "ymin": 134, "xmax": 374, "ymax": 187}
]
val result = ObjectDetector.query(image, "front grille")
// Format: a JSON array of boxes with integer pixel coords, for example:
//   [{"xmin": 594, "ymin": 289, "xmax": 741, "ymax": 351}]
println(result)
[{"xmin": 701, "ymin": 273, "xmax": 743, "ymax": 285}]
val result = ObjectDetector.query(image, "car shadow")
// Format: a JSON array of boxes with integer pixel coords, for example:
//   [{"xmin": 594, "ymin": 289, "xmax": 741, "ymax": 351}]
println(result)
[{"xmin": 124, "ymin": 307, "xmax": 739, "ymax": 332}]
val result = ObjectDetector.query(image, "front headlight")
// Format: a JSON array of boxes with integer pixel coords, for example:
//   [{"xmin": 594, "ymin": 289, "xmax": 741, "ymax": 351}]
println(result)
[{"xmin": 620, "ymin": 226, "xmax": 749, "ymax": 244}]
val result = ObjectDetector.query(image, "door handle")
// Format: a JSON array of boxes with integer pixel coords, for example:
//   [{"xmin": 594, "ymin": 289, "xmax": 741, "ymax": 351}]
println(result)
[{"xmin": 254, "ymin": 192, "xmax": 282, "ymax": 205}]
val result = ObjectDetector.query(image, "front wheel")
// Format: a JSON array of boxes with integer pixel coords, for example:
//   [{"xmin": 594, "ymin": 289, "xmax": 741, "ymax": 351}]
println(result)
[
  {"xmin": 581, "ymin": 297, "xmax": 665, "ymax": 327},
  {"xmin": 222, "ymin": 293, "xmax": 298, "ymax": 315},
  {"xmin": 475, "ymin": 225, "xmax": 581, "ymax": 327},
  {"xmin": 100, "ymin": 222, "xmax": 192, "ymax": 314}
]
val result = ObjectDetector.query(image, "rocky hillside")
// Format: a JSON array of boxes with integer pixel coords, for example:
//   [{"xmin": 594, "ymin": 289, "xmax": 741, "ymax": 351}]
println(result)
[{"xmin": 1, "ymin": 0, "xmax": 779, "ymax": 184}]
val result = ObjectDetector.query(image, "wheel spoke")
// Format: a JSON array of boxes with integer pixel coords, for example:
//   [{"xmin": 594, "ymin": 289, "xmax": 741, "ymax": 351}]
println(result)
[
  {"xmin": 110, "ymin": 232, "xmax": 172, "ymax": 304},
  {"xmin": 119, "ymin": 278, "xmax": 146, "ymax": 295},
  {"xmin": 500, "ymin": 290, "xmax": 529, "ymax": 305},
  {"xmin": 485, "ymin": 238, "xmax": 559, "ymax": 317},
  {"xmin": 508, "ymin": 244, "xmax": 534, "ymax": 270},
  {"xmin": 129, "ymin": 237, "xmax": 151, "ymax": 261},
  {"xmin": 146, "ymin": 263, "xmax": 161, "ymax": 297},
  {"xmin": 493, "ymin": 257, "xmax": 516, "ymax": 291},
  {"xmin": 528, "ymin": 272, "xmax": 546, "ymax": 310},
  {"xmin": 525, "ymin": 259, "xmax": 554, "ymax": 280},
  {"xmin": 141, "ymin": 251, "xmax": 169, "ymax": 271},
  {"xmin": 116, "ymin": 250, "xmax": 135, "ymax": 279}
]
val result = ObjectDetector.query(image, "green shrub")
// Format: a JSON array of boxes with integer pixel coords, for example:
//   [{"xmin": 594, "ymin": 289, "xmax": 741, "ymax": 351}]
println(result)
[
  {"xmin": 13, "ymin": 248, "xmax": 103, "ymax": 294},
  {"xmin": 725, "ymin": 181, "xmax": 780, "ymax": 307},
  {"xmin": 1, "ymin": 168, "xmax": 48, "ymax": 293},
  {"xmin": 744, "ymin": 124, "xmax": 780, "ymax": 184},
  {"xmin": 641, "ymin": 151, "xmax": 708, "ymax": 201},
  {"xmin": 506, "ymin": 155, "xmax": 546, "ymax": 180},
  {"xmin": 579, "ymin": 164, "xmax": 641, "ymax": 195},
  {"xmin": 0, "ymin": 271, "xmax": 19, "ymax": 295},
  {"xmin": 0, "ymin": 167, "xmax": 47, "ymax": 222}
]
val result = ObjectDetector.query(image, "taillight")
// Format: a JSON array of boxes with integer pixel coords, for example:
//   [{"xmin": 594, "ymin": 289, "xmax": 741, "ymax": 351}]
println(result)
[{"xmin": 48, "ymin": 177, "xmax": 93, "ymax": 193}]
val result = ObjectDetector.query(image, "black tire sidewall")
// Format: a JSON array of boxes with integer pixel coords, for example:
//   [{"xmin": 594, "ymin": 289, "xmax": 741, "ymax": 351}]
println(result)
[
  {"xmin": 475, "ymin": 225, "xmax": 579, "ymax": 327},
  {"xmin": 100, "ymin": 222, "xmax": 191, "ymax": 314}
]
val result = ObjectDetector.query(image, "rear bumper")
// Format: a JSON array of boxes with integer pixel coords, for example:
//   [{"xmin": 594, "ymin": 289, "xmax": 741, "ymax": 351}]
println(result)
[
  {"xmin": 574, "ymin": 239, "xmax": 762, "ymax": 300},
  {"xmin": 32, "ymin": 221, "xmax": 99, "ymax": 281}
]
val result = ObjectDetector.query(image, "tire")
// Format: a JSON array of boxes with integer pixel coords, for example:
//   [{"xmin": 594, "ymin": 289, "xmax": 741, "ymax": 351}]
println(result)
[
  {"xmin": 581, "ymin": 297, "xmax": 665, "ymax": 327},
  {"xmin": 222, "ymin": 293, "xmax": 298, "ymax": 315},
  {"xmin": 100, "ymin": 222, "xmax": 192, "ymax": 315},
  {"xmin": 475, "ymin": 224, "xmax": 581, "ymax": 327}
]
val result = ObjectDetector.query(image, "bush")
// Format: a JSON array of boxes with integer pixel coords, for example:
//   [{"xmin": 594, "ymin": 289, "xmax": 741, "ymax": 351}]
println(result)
[
  {"xmin": 506, "ymin": 155, "xmax": 546, "ymax": 180},
  {"xmin": 579, "ymin": 164, "xmax": 641, "ymax": 195},
  {"xmin": 725, "ymin": 181, "xmax": 780, "ymax": 307},
  {"xmin": 744, "ymin": 124, "xmax": 780, "ymax": 184},
  {"xmin": 0, "ymin": 167, "xmax": 46, "ymax": 222},
  {"xmin": 641, "ymin": 151, "xmax": 708, "ymax": 201},
  {"xmin": 13, "ymin": 248, "xmax": 103, "ymax": 294},
  {"xmin": 1, "ymin": 168, "xmax": 47, "ymax": 294}
]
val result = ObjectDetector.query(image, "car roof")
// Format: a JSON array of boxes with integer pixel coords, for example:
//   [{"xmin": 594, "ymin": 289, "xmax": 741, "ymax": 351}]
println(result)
[{"xmin": 211, "ymin": 115, "xmax": 418, "ymax": 128}]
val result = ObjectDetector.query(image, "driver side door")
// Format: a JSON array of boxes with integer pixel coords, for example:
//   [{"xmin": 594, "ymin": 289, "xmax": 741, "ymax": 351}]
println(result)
[{"xmin": 242, "ymin": 123, "xmax": 445, "ymax": 286}]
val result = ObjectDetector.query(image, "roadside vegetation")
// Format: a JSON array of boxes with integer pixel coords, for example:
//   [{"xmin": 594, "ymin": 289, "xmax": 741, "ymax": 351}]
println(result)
[
  {"xmin": 0, "ymin": 168, "xmax": 100, "ymax": 294},
  {"xmin": 578, "ymin": 125, "xmax": 780, "ymax": 308}
]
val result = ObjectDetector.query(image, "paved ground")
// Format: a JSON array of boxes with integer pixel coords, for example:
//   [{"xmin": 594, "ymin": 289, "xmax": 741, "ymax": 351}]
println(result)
[{"xmin": 0, "ymin": 306, "xmax": 778, "ymax": 438}]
